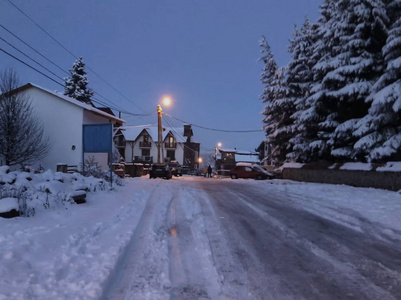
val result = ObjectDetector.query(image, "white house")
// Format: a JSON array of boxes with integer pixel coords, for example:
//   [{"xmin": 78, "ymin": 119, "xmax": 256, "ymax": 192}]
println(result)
[
  {"xmin": 7, "ymin": 83, "xmax": 125, "ymax": 172},
  {"xmin": 122, "ymin": 124, "xmax": 200, "ymax": 168}
]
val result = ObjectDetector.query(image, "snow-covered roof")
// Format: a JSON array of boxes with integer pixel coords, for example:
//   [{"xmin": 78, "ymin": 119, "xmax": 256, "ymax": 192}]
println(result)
[
  {"xmin": 235, "ymin": 154, "xmax": 260, "ymax": 163},
  {"xmin": 121, "ymin": 125, "xmax": 186, "ymax": 142},
  {"xmin": 17, "ymin": 83, "xmax": 125, "ymax": 124},
  {"xmin": 218, "ymin": 148, "xmax": 259, "ymax": 155},
  {"xmin": 218, "ymin": 148, "xmax": 237, "ymax": 153}
]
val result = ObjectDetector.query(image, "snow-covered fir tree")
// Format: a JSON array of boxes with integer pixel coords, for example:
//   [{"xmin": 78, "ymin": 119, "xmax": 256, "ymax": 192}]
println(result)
[
  {"xmin": 259, "ymin": 36, "xmax": 294, "ymax": 164},
  {"xmin": 304, "ymin": 0, "xmax": 388, "ymax": 161},
  {"xmin": 298, "ymin": 0, "xmax": 339, "ymax": 162},
  {"xmin": 286, "ymin": 18, "xmax": 318, "ymax": 162},
  {"xmin": 64, "ymin": 57, "xmax": 94, "ymax": 105},
  {"xmin": 354, "ymin": 0, "xmax": 401, "ymax": 161},
  {"xmin": 259, "ymin": 36, "xmax": 278, "ymax": 105}
]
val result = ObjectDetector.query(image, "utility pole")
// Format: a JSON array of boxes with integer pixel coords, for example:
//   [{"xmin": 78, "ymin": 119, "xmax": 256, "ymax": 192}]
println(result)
[{"xmin": 157, "ymin": 105, "xmax": 164, "ymax": 164}]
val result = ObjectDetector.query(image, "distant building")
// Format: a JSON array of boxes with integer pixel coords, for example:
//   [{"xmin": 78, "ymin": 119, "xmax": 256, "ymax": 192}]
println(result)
[
  {"xmin": 256, "ymin": 140, "xmax": 272, "ymax": 165},
  {"xmin": 121, "ymin": 124, "xmax": 200, "ymax": 170},
  {"xmin": 214, "ymin": 148, "xmax": 259, "ymax": 176}
]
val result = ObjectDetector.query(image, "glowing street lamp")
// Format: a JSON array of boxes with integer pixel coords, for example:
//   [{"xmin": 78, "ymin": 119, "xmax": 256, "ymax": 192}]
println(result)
[{"xmin": 162, "ymin": 96, "xmax": 171, "ymax": 107}]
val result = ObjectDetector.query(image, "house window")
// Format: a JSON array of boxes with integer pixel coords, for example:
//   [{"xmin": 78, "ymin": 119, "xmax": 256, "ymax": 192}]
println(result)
[
  {"xmin": 167, "ymin": 150, "xmax": 175, "ymax": 161},
  {"xmin": 144, "ymin": 135, "xmax": 149, "ymax": 143},
  {"xmin": 169, "ymin": 136, "xmax": 174, "ymax": 146},
  {"xmin": 142, "ymin": 149, "xmax": 150, "ymax": 156}
]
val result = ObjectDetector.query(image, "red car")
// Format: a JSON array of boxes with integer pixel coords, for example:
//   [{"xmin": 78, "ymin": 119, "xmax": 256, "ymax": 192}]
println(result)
[{"xmin": 230, "ymin": 164, "xmax": 275, "ymax": 180}]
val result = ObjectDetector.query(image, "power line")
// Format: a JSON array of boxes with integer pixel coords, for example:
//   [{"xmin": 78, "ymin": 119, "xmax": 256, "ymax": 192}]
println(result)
[
  {"xmin": 0, "ymin": 47, "xmax": 65, "ymax": 87},
  {"xmin": 0, "ymin": 36, "xmax": 65, "ymax": 82},
  {"xmin": 162, "ymin": 116, "xmax": 200, "ymax": 156},
  {"xmin": 6, "ymin": 0, "xmax": 147, "ymax": 113},
  {"xmin": 163, "ymin": 113, "xmax": 263, "ymax": 133},
  {"xmin": 0, "ymin": 45, "xmax": 152, "ymax": 117},
  {"xmin": 0, "ymin": 28, "xmax": 146, "ymax": 114},
  {"xmin": 1, "ymin": 42, "xmax": 261, "ymax": 135},
  {"xmin": 0, "ymin": 42, "xmax": 150, "ymax": 116},
  {"xmin": 0, "ymin": 24, "xmax": 69, "ymax": 75}
]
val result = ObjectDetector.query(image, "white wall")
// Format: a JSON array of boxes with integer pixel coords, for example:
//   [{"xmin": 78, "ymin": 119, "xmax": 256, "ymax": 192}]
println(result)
[
  {"xmin": 25, "ymin": 87, "xmax": 118, "ymax": 172},
  {"xmin": 27, "ymin": 88, "xmax": 83, "ymax": 172},
  {"xmin": 175, "ymin": 144, "xmax": 185, "ymax": 165}
]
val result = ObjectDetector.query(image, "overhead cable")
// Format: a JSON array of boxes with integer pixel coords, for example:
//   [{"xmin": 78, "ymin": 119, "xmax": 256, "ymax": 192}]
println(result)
[
  {"xmin": 0, "ymin": 24, "xmax": 69, "ymax": 75},
  {"xmin": 163, "ymin": 113, "xmax": 263, "ymax": 133},
  {"xmin": 0, "ymin": 47, "xmax": 64, "ymax": 87},
  {"xmin": 0, "ymin": 36, "xmax": 65, "ymax": 82},
  {"xmin": 0, "ymin": 32, "xmax": 141, "ymax": 113},
  {"xmin": 6, "ymin": 0, "xmax": 146, "ymax": 113}
]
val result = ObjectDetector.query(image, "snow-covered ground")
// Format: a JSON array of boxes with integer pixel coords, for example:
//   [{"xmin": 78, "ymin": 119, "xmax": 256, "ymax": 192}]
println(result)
[{"xmin": 0, "ymin": 176, "xmax": 400, "ymax": 299}]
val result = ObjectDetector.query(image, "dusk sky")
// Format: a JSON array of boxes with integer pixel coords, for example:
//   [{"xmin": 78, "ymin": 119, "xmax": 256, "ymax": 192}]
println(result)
[{"xmin": 0, "ymin": 0, "xmax": 322, "ymax": 156}]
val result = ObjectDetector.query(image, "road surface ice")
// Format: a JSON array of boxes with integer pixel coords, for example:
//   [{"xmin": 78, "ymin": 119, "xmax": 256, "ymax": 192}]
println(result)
[{"xmin": 1, "ymin": 176, "xmax": 400, "ymax": 299}]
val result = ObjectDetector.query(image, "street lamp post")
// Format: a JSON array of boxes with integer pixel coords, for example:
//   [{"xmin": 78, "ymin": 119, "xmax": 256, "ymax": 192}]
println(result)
[
  {"xmin": 157, "ymin": 104, "xmax": 164, "ymax": 164},
  {"xmin": 214, "ymin": 142, "xmax": 222, "ymax": 159},
  {"xmin": 157, "ymin": 96, "xmax": 172, "ymax": 164}
]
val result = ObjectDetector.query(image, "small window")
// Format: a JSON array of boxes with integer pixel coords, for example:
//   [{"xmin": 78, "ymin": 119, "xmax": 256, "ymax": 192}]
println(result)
[
  {"xmin": 144, "ymin": 136, "xmax": 149, "ymax": 143},
  {"xmin": 142, "ymin": 149, "xmax": 150, "ymax": 156}
]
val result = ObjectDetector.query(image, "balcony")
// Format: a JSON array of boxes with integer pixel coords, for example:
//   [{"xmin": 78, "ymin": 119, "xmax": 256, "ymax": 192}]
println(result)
[
  {"xmin": 165, "ymin": 142, "xmax": 177, "ymax": 149},
  {"xmin": 139, "ymin": 141, "xmax": 152, "ymax": 148}
]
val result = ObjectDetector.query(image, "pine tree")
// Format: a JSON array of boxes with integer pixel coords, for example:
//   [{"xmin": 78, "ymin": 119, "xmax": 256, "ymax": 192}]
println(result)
[
  {"xmin": 64, "ymin": 57, "xmax": 94, "ymax": 105},
  {"xmin": 259, "ymin": 36, "xmax": 278, "ymax": 104},
  {"xmin": 259, "ymin": 36, "xmax": 294, "ymax": 164},
  {"xmin": 304, "ymin": 0, "xmax": 388, "ymax": 161},
  {"xmin": 286, "ymin": 18, "xmax": 317, "ymax": 162},
  {"xmin": 329, "ymin": 0, "xmax": 388, "ymax": 160},
  {"xmin": 297, "ymin": 0, "xmax": 338, "ymax": 161},
  {"xmin": 354, "ymin": 0, "xmax": 401, "ymax": 161}
]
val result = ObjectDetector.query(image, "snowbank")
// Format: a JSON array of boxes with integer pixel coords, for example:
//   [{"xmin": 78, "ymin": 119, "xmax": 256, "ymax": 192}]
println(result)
[
  {"xmin": 0, "ymin": 167, "xmax": 116, "ymax": 217},
  {"xmin": 0, "ymin": 198, "xmax": 18, "ymax": 213}
]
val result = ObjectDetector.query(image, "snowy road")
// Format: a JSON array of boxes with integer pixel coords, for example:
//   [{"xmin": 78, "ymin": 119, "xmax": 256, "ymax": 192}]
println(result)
[
  {"xmin": 1, "ymin": 176, "xmax": 401, "ymax": 300},
  {"xmin": 102, "ymin": 177, "xmax": 401, "ymax": 300}
]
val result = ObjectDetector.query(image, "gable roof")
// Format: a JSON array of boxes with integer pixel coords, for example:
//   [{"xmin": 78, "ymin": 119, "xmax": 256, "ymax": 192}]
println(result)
[
  {"xmin": 121, "ymin": 125, "xmax": 186, "ymax": 143},
  {"xmin": 13, "ymin": 83, "xmax": 125, "ymax": 124}
]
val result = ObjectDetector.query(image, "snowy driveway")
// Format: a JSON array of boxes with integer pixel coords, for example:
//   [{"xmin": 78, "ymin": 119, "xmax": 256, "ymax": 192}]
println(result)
[{"xmin": 1, "ymin": 176, "xmax": 401, "ymax": 299}]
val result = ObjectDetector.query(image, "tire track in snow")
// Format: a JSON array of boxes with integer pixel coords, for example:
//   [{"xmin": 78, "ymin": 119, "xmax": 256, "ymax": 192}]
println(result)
[
  {"xmin": 101, "ymin": 181, "xmax": 173, "ymax": 300},
  {"xmin": 185, "ymin": 184, "xmax": 252, "ymax": 299},
  {"xmin": 166, "ymin": 185, "xmax": 224, "ymax": 299}
]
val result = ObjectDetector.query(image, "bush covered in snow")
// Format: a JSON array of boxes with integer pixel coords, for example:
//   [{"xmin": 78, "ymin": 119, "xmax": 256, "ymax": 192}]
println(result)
[
  {"xmin": 0, "ymin": 166, "xmax": 113, "ymax": 217},
  {"xmin": 82, "ymin": 155, "xmax": 123, "ymax": 186}
]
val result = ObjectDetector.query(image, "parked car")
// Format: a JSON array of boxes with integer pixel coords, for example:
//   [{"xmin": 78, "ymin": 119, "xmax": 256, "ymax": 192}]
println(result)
[
  {"xmin": 168, "ymin": 160, "xmax": 183, "ymax": 177},
  {"xmin": 230, "ymin": 164, "xmax": 275, "ymax": 180},
  {"xmin": 149, "ymin": 164, "xmax": 172, "ymax": 179}
]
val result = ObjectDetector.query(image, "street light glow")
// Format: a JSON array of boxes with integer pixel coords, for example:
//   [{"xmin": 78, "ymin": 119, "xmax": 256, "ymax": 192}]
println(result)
[
  {"xmin": 162, "ymin": 96, "xmax": 172, "ymax": 107},
  {"xmin": 198, "ymin": 157, "xmax": 203, "ymax": 163},
  {"xmin": 217, "ymin": 142, "xmax": 222, "ymax": 148}
]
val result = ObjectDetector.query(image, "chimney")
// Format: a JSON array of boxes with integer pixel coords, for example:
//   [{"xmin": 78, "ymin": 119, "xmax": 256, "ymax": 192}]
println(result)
[{"xmin": 183, "ymin": 124, "xmax": 192, "ymax": 142}]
